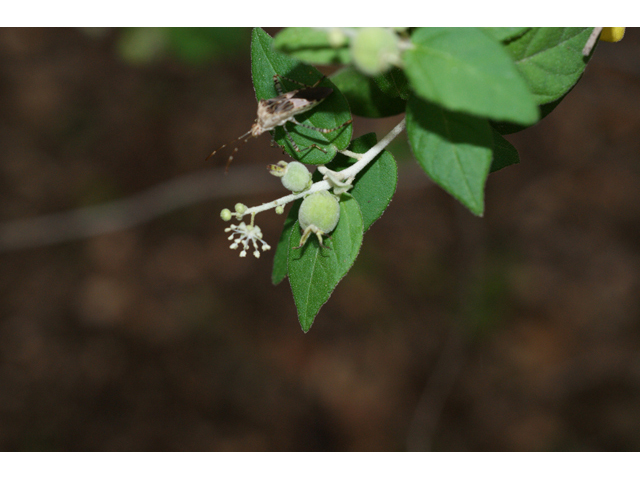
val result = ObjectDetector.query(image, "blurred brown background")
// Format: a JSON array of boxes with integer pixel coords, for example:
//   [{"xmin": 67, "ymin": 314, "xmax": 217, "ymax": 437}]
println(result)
[{"xmin": 0, "ymin": 27, "xmax": 639, "ymax": 451}]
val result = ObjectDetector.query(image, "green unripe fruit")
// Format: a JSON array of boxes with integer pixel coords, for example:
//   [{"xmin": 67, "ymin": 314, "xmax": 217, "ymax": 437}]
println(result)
[
  {"xmin": 299, "ymin": 191, "xmax": 340, "ymax": 235},
  {"xmin": 281, "ymin": 161, "xmax": 312, "ymax": 193},
  {"xmin": 351, "ymin": 28, "xmax": 400, "ymax": 76}
]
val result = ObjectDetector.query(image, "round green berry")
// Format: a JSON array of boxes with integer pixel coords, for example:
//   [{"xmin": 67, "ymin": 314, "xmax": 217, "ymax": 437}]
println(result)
[
  {"xmin": 350, "ymin": 28, "xmax": 400, "ymax": 76},
  {"xmin": 299, "ymin": 191, "xmax": 340, "ymax": 235},
  {"xmin": 281, "ymin": 161, "xmax": 312, "ymax": 193},
  {"xmin": 220, "ymin": 208, "xmax": 232, "ymax": 221}
]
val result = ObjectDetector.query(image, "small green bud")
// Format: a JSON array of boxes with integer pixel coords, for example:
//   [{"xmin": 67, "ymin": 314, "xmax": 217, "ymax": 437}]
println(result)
[
  {"xmin": 220, "ymin": 208, "xmax": 232, "ymax": 221},
  {"xmin": 275, "ymin": 205, "xmax": 285, "ymax": 215},
  {"xmin": 351, "ymin": 28, "xmax": 400, "ymax": 76},
  {"xmin": 234, "ymin": 203, "xmax": 247, "ymax": 215},
  {"xmin": 281, "ymin": 161, "xmax": 312, "ymax": 193}
]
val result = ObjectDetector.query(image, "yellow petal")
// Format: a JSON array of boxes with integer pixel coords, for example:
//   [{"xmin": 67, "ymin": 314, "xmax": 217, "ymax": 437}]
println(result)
[{"xmin": 600, "ymin": 27, "xmax": 625, "ymax": 43}]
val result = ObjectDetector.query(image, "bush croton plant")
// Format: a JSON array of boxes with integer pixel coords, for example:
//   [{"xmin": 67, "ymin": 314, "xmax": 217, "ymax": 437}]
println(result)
[{"xmin": 217, "ymin": 27, "xmax": 624, "ymax": 332}]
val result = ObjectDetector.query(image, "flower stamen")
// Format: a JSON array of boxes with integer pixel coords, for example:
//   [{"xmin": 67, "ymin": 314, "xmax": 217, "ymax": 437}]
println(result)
[{"xmin": 224, "ymin": 213, "xmax": 271, "ymax": 258}]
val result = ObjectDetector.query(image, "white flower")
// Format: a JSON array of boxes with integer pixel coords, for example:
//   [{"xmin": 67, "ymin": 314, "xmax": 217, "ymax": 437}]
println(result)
[{"xmin": 225, "ymin": 218, "xmax": 271, "ymax": 258}]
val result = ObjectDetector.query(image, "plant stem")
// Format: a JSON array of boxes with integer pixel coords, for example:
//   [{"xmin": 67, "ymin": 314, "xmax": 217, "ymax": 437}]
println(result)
[{"xmin": 339, "ymin": 117, "xmax": 406, "ymax": 179}]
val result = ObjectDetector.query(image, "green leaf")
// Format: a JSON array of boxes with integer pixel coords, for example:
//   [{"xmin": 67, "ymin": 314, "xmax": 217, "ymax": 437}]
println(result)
[
  {"xmin": 271, "ymin": 200, "xmax": 301, "ymax": 286},
  {"xmin": 288, "ymin": 194, "xmax": 363, "ymax": 332},
  {"xmin": 374, "ymin": 67, "xmax": 410, "ymax": 100},
  {"xmin": 503, "ymin": 27, "xmax": 592, "ymax": 105},
  {"xmin": 318, "ymin": 133, "xmax": 398, "ymax": 231},
  {"xmin": 479, "ymin": 27, "xmax": 530, "ymax": 43},
  {"xmin": 403, "ymin": 27, "xmax": 539, "ymax": 125},
  {"xmin": 492, "ymin": 29, "xmax": 592, "ymax": 134},
  {"xmin": 331, "ymin": 67, "xmax": 406, "ymax": 118},
  {"xmin": 490, "ymin": 128, "xmax": 520, "ymax": 173},
  {"xmin": 273, "ymin": 27, "xmax": 350, "ymax": 65},
  {"xmin": 251, "ymin": 28, "xmax": 353, "ymax": 165},
  {"xmin": 406, "ymin": 94, "xmax": 493, "ymax": 216}
]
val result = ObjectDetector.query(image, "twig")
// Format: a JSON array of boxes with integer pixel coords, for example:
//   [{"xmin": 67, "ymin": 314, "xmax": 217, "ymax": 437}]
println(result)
[
  {"xmin": 0, "ymin": 165, "xmax": 271, "ymax": 252},
  {"xmin": 583, "ymin": 27, "xmax": 602, "ymax": 56}
]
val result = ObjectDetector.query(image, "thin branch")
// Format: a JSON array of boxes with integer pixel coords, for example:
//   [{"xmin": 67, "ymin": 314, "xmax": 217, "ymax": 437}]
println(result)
[
  {"xmin": 340, "ymin": 117, "xmax": 406, "ymax": 179},
  {"xmin": 0, "ymin": 165, "xmax": 273, "ymax": 252},
  {"xmin": 583, "ymin": 27, "xmax": 602, "ymax": 56}
]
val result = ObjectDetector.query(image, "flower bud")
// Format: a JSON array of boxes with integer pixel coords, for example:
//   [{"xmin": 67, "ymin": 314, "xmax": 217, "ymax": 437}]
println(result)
[
  {"xmin": 234, "ymin": 203, "xmax": 247, "ymax": 215},
  {"xmin": 220, "ymin": 208, "xmax": 232, "ymax": 221}
]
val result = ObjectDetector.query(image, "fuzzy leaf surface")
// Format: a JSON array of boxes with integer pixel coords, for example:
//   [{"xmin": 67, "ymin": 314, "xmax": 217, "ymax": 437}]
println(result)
[
  {"xmin": 251, "ymin": 28, "xmax": 352, "ymax": 165},
  {"xmin": 407, "ymin": 95, "xmax": 493, "ymax": 216},
  {"xmin": 504, "ymin": 27, "xmax": 592, "ymax": 105},
  {"xmin": 288, "ymin": 194, "xmax": 363, "ymax": 332},
  {"xmin": 403, "ymin": 27, "xmax": 538, "ymax": 125}
]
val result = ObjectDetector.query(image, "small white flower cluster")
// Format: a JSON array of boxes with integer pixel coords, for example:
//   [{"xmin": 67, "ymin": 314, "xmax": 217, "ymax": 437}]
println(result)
[
  {"xmin": 221, "ymin": 205, "xmax": 271, "ymax": 258},
  {"xmin": 225, "ymin": 220, "xmax": 271, "ymax": 258}
]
